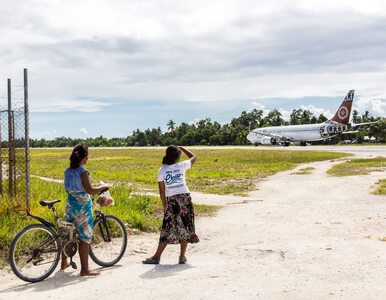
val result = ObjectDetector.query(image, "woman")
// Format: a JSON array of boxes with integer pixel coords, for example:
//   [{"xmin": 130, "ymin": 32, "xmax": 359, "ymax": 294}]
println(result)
[
  {"xmin": 61, "ymin": 144, "xmax": 108, "ymax": 276},
  {"xmin": 143, "ymin": 145, "xmax": 199, "ymax": 264}
]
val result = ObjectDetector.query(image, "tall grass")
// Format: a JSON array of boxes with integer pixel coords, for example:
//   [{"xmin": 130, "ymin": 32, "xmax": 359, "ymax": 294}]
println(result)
[
  {"xmin": 327, "ymin": 157, "xmax": 386, "ymax": 177},
  {"xmin": 0, "ymin": 177, "xmax": 216, "ymax": 268},
  {"xmin": 0, "ymin": 148, "xmax": 348, "ymax": 267},
  {"xmin": 30, "ymin": 148, "xmax": 349, "ymax": 194},
  {"xmin": 373, "ymin": 179, "xmax": 386, "ymax": 195}
]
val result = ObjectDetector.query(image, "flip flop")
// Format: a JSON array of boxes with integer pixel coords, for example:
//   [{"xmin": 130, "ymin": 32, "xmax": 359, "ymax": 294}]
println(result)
[
  {"xmin": 142, "ymin": 257, "xmax": 160, "ymax": 264},
  {"xmin": 179, "ymin": 257, "xmax": 187, "ymax": 264}
]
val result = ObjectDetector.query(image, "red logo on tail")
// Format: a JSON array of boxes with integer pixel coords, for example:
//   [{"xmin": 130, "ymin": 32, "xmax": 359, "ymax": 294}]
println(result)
[{"xmin": 332, "ymin": 90, "xmax": 354, "ymax": 125}]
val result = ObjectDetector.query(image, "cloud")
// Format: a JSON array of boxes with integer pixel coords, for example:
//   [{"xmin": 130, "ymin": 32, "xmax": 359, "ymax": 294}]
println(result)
[
  {"xmin": 354, "ymin": 97, "xmax": 386, "ymax": 117},
  {"xmin": 299, "ymin": 105, "xmax": 333, "ymax": 119},
  {"xmin": 31, "ymin": 98, "xmax": 112, "ymax": 112},
  {"xmin": 31, "ymin": 129, "xmax": 58, "ymax": 140},
  {"xmin": 1, "ymin": 0, "xmax": 386, "ymax": 137},
  {"xmin": 251, "ymin": 101, "xmax": 333, "ymax": 121},
  {"xmin": 79, "ymin": 128, "xmax": 88, "ymax": 136}
]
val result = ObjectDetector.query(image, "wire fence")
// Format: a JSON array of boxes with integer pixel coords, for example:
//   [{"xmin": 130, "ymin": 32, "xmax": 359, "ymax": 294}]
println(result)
[{"xmin": 0, "ymin": 69, "xmax": 30, "ymax": 212}]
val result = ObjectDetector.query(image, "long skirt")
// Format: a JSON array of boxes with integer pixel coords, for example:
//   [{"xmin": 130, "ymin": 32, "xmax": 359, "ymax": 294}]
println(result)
[
  {"xmin": 159, "ymin": 193, "xmax": 199, "ymax": 244},
  {"xmin": 66, "ymin": 191, "xmax": 93, "ymax": 243}
]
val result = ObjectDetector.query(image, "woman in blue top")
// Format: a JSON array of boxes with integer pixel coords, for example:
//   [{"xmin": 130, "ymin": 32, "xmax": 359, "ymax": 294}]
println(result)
[
  {"xmin": 143, "ymin": 145, "xmax": 199, "ymax": 265},
  {"xmin": 61, "ymin": 144, "xmax": 108, "ymax": 276}
]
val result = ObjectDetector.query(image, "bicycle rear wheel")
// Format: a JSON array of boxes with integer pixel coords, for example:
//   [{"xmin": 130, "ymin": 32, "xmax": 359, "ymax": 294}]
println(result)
[
  {"xmin": 89, "ymin": 214, "xmax": 127, "ymax": 267},
  {"xmin": 9, "ymin": 224, "xmax": 60, "ymax": 282}
]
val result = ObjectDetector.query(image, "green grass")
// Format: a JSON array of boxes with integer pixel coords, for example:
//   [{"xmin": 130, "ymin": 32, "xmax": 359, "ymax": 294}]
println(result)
[
  {"xmin": 373, "ymin": 179, "xmax": 386, "ymax": 195},
  {"xmin": 327, "ymin": 157, "xmax": 386, "ymax": 177},
  {"xmin": 290, "ymin": 167, "xmax": 315, "ymax": 175},
  {"xmin": 30, "ymin": 148, "xmax": 349, "ymax": 195},
  {"xmin": 0, "ymin": 177, "xmax": 217, "ymax": 268},
  {"xmin": 0, "ymin": 147, "xmax": 349, "ymax": 268}
]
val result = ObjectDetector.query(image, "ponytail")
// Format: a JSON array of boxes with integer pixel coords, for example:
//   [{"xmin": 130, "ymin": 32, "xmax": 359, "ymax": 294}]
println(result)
[
  {"xmin": 162, "ymin": 145, "xmax": 181, "ymax": 165},
  {"xmin": 70, "ymin": 144, "xmax": 88, "ymax": 169}
]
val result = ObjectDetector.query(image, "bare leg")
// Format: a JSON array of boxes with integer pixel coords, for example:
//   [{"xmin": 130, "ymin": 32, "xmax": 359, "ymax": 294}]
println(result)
[
  {"xmin": 179, "ymin": 241, "xmax": 188, "ymax": 263},
  {"xmin": 61, "ymin": 251, "xmax": 69, "ymax": 270},
  {"xmin": 151, "ymin": 242, "xmax": 167, "ymax": 261},
  {"xmin": 79, "ymin": 241, "xmax": 100, "ymax": 276}
]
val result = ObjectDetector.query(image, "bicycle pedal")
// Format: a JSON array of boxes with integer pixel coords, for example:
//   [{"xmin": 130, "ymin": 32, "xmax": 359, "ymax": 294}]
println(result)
[{"xmin": 70, "ymin": 261, "xmax": 77, "ymax": 269}]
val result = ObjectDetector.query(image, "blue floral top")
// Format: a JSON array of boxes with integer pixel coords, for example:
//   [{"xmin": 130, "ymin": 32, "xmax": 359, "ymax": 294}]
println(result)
[{"xmin": 64, "ymin": 166, "xmax": 88, "ymax": 193}]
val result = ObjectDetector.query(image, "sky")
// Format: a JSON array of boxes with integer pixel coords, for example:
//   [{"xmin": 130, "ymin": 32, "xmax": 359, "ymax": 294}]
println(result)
[{"xmin": 0, "ymin": 0, "xmax": 385, "ymax": 139}]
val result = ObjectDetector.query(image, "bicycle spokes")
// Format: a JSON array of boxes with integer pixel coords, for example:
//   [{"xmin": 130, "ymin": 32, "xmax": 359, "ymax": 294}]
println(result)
[{"xmin": 9, "ymin": 225, "xmax": 60, "ymax": 282}]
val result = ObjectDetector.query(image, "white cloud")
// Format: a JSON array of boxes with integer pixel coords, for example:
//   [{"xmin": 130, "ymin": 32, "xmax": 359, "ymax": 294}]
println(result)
[
  {"xmin": 354, "ymin": 97, "xmax": 386, "ymax": 117},
  {"xmin": 79, "ymin": 128, "xmax": 88, "ymax": 135},
  {"xmin": 1, "ymin": 0, "xmax": 386, "ymax": 137},
  {"xmin": 300, "ymin": 105, "xmax": 333, "ymax": 119},
  {"xmin": 31, "ymin": 129, "xmax": 58, "ymax": 139},
  {"xmin": 31, "ymin": 99, "xmax": 111, "ymax": 112},
  {"xmin": 251, "ymin": 102, "xmax": 333, "ymax": 121}
]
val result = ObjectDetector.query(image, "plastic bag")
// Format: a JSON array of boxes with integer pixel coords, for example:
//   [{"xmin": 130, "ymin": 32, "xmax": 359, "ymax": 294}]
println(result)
[{"xmin": 96, "ymin": 189, "xmax": 114, "ymax": 207}]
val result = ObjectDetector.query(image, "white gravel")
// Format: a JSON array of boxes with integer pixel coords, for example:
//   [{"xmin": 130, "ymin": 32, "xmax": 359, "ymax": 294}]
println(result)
[{"xmin": 1, "ymin": 146, "xmax": 385, "ymax": 300}]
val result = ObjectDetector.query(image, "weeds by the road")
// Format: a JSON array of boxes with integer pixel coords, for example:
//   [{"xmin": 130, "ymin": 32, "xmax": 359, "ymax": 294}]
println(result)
[
  {"xmin": 327, "ymin": 157, "xmax": 386, "ymax": 177},
  {"xmin": 373, "ymin": 179, "xmax": 386, "ymax": 195},
  {"xmin": 291, "ymin": 167, "xmax": 315, "ymax": 175},
  {"xmin": 30, "ymin": 148, "xmax": 349, "ymax": 195},
  {"xmin": 0, "ymin": 177, "xmax": 218, "ymax": 268},
  {"xmin": 0, "ymin": 148, "xmax": 348, "ymax": 268}
]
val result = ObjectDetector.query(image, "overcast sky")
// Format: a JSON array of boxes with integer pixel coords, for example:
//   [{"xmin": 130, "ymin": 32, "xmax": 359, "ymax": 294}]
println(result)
[{"xmin": 0, "ymin": 0, "xmax": 385, "ymax": 138}]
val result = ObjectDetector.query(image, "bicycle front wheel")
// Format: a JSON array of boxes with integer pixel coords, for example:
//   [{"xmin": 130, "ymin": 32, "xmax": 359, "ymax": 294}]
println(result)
[
  {"xmin": 90, "ymin": 214, "xmax": 127, "ymax": 267},
  {"xmin": 9, "ymin": 224, "xmax": 60, "ymax": 283}
]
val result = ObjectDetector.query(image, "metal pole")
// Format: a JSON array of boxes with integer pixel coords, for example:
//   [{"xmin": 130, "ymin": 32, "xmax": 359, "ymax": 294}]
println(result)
[
  {"xmin": 24, "ymin": 68, "xmax": 30, "ymax": 212},
  {"xmin": 0, "ymin": 111, "xmax": 2, "ymax": 195},
  {"xmin": 7, "ymin": 78, "xmax": 14, "ymax": 197},
  {"xmin": 11, "ymin": 110, "xmax": 16, "ymax": 197}
]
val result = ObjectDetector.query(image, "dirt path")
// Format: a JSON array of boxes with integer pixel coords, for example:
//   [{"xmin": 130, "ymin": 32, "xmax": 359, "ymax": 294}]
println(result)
[{"xmin": 1, "ymin": 150, "xmax": 386, "ymax": 299}]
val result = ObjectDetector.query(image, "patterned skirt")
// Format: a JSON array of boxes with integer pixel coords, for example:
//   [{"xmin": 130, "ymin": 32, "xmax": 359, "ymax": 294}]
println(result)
[
  {"xmin": 66, "ymin": 191, "xmax": 94, "ymax": 244},
  {"xmin": 159, "ymin": 193, "xmax": 199, "ymax": 244}
]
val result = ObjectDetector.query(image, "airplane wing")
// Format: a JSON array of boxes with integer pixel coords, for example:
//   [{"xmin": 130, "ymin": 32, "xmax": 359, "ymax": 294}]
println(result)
[
  {"xmin": 342, "ymin": 130, "xmax": 359, "ymax": 134},
  {"xmin": 351, "ymin": 121, "xmax": 379, "ymax": 127},
  {"xmin": 254, "ymin": 130, "xmax": 294, "ymax": 141}
]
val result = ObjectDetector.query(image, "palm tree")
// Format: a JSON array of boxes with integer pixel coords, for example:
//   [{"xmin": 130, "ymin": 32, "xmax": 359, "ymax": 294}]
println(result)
[{"xmin": 167, "ymin": 120, "xmax": 175, "ymax": 132}]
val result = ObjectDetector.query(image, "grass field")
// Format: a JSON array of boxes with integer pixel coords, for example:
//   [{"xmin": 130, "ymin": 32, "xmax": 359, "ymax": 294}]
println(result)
[
  {"xmin": 30, "ymin": 148, "xmax": 349, "ymax": 195},
  {"xmin": 327, "ymin": 157, "xmax": 386, "ymax": 177},
  {"xmin": 327, "ymin": 156, "xmax": 386, "ymax": 196},
  {"xmin": 0, "ymin": 148, "xmax": 349, "ymax": 268}
]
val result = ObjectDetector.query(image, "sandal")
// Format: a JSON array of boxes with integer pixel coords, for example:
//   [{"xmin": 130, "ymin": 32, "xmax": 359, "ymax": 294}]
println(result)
[
  {"xmin": 179, "ymin": 257, "xmax": 187, "ymax": 264},
  {"xmin": 142, "ymin": 257, "xmax": 160, "ymax": 264}
]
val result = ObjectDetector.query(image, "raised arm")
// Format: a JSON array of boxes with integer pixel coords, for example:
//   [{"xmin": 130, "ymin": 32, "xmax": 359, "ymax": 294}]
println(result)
[
  {"xmin": 80, "ymin": 172, "xmax": 109, "ymax": 195},
  {"xmin": 178, "ymin": 146, "xmax": 197, "ymax": 165}
]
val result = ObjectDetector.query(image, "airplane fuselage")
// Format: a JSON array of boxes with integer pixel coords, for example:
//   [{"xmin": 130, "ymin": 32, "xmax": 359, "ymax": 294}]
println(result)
[
  {"xmin": 247, "ymin": 90, "xmax": 354, "ymax": 146},
  {"xmin": 247, "ymin": 122, "xmax": 347, "ymax": 145}
]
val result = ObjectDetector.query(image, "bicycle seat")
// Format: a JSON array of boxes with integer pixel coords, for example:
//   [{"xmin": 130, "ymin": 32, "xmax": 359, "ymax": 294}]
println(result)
[{"xmin": 39, "ymin": 200, "xmax": 61, "ymax": 208}]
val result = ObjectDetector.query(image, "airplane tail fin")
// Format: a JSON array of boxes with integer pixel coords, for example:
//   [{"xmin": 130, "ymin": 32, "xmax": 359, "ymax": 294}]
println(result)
[{"xmin": 331, "ymin": 90, "xmax": 354, "ymax": 125}]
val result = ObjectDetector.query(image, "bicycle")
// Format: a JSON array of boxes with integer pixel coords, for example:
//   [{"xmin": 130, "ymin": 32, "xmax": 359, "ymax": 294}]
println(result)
[{"xmin": 8, "ymin": 197, "xmax": 128, "ymax": 283}]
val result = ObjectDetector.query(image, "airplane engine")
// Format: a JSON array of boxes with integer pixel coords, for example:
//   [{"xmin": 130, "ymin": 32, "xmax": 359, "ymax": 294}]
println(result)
[{"xmin": 261, "ymin": 137, "xmax": 276, "ymax": 145}]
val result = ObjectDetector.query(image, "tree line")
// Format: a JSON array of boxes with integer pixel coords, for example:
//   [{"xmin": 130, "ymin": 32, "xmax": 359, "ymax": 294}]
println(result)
[{"xmin": 30, "ymin": 109, "xmax": 385, "ymax": 147}]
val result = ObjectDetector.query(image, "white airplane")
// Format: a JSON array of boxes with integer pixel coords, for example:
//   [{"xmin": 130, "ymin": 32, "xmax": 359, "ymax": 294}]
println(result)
[{"xmin": 247, "ymin": 90, "xmax": 356, "ymax": 146}]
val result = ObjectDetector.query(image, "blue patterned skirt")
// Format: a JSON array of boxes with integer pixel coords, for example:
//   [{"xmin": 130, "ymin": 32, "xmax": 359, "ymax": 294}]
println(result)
[{"xmin": 66, "ymin": 191, "xmax": 93, "ymax": 243}]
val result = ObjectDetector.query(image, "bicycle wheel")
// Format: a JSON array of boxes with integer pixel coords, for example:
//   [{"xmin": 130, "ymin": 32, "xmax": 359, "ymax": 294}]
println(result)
[
  {"xmin": 89, "ymin": 214, "xmax": 127, "ymax": 267},
  {"xmin": 9, "ymin": 224, "xmax": 60, "ymax": 283}
]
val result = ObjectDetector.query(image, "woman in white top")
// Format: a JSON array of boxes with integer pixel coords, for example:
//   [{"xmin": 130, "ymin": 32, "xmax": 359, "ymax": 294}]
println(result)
[{"xmin": 143, "ymin": 145, "xmax": 199, "ymax": 264}]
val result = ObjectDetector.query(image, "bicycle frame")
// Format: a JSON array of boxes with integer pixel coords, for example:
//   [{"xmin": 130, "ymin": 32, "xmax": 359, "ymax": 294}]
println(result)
[
  {"xmin": 27, "ymin": 202, "xmax": 113, "ymax": 244},
  {"xmin": 94, "ymin": 209, "xmax": 112, "ymax": 243}
]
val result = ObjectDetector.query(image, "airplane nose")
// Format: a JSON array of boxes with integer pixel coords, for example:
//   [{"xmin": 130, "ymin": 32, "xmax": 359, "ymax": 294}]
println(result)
[{"xmin": 247, "ymin": 132, "xmax": 254, "ymax": 142}]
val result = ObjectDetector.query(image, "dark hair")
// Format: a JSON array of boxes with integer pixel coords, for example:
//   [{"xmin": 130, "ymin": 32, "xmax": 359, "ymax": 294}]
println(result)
[
  {"xmin": 70, "ymin": 144, "xmax": 88, "ymax": 169},
  {"xmin": 162, "ymin": 145, "xmax": 181, "ymax": 165}
]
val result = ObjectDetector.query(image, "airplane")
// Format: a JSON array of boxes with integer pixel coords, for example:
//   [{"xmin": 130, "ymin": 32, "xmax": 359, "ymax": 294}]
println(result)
[{"xmin": 247, "ymin": 90, "xmax": 360, "ymax": 146}]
